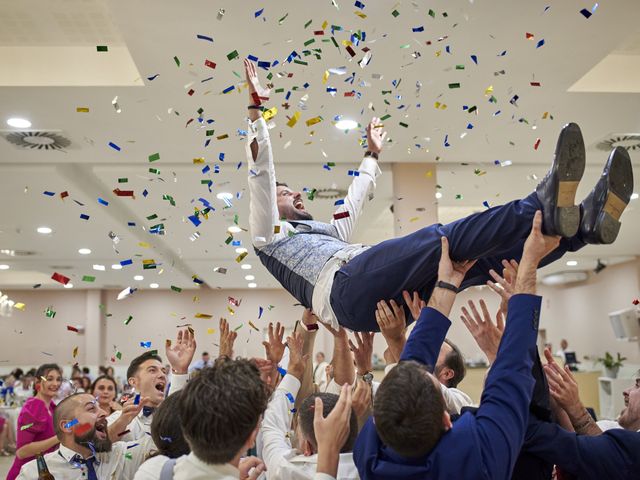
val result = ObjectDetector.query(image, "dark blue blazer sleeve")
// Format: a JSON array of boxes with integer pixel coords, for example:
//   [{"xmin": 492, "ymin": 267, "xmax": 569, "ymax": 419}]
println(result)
[
  {"xmin": 400, "ymin": 307, "xmax": 451, "ymax": 370},
  {"xmin": 523, "ymin": 418, "xmax": 640, "ymax": 480},
  {"xmin": 474, "ymin": 294, "xmax": 541, "ymax": 480}
]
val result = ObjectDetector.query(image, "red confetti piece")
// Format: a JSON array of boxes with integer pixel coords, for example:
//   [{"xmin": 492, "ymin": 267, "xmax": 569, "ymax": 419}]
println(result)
[
  {"xmin": 52, "ymin": 272, "xmax": 70, "ymax": 285},
  {"xmin": 526, "ymin": 32, "xmax": 535, "ymax": 39},
  {"xmin": 67, "ymin": 325, "xmax": 79, "ymax": 332},
  {"xmin": 251, "ymin": 91, "xmax": 262, "ymax": 106},
  {"xmin": 187, "ymin": 89, "xmax": 195, "ymax": 96},
  {"xmin": 60, "ymin": 191, "xmax": 69, "ymax": 199},
  {"xmin": 534, "ymin": 138, "xmax": 541, "ymax": 150},
  {"xmin": 346, "ymin": 46, "xmax": 356, "ymax": 57},
  {"xmin": 530, "ymin": 82, "xmax": 541, "ymax": 87},
  {"xmin": 74, "ymin": 423, "xmax": 92, "ymax": 436},
  {"xmin": 333, "ymin": 211, "xmax": 350, "ymax": 220},
  {"xmin": 314, "ymin": 30, "xmax": 324, "ymax": 35},
  {"xmin": 113, "ymin": 188, "xmax": 134, "ymax": 197},
  {"xmin": 204, "ymin": 59, "xmax": 216, "ymax": 69},
  {"xmin": 633, "ymin": 299, "xmax": 639, "ymax": 306}
]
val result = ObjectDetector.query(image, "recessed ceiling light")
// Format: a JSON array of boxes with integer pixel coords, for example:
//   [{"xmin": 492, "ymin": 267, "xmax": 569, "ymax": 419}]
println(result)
[
  {"xmin": 216, "ymin": 192, "xmax": 233, "ymax": 200},
  {"xmin": 78, "ymin": 248, "xmax": 91, "ymax": 255},
  {"xmin": 37, "ymin": 226, "xmax": 52, "ymax": 234},
  {"xmin": 133, "ymin": 275, "xmax": 144, "ymax": 281},
  {"xmin": 241, "ymin": 264, "xmax": 252, "ymax": 270},
  {"xmin": 244, "ymin": 275, "xmax": 255, "ymax": 281},
  {"xmin": 92, "ymin": 264, "xmax": 105, "ymax": 271},
  {"xmin": 235, "ymin": 247, "xmax": 248, "ymax": 254},
  {"xmin": 335, "ymin": 119, "xmax": 358, "ymax": 130},
  {"xmin": 566, "ymin": 260, "xmax": 578, "ymax": 266},
  {"xmin": 248, "ymin": 282, "xmax": 257, "ymax": 288},
  {"xmin": 631, "ymin": 192, "xmax": 639, "ymax": 200},
  {"xmin": 227, "ymin": 226, "xmax": 242, "ymax": 234},
  {"xmin": 64, "ymin": 283, "xmax": 74, "ymax": 289},
  {"xmin": 435, "ymin": 192, "xmax": 443, "ymax": 199},
  {"xmin": 7, "ymin": 118, "xmax": 31, "ymax": 128},
  {"xmin": 111, "ymin": 264, "xmax": 123, "ymax": 270},
  {"xmin": 149, "ymin": 283, "xmax": 159, "ymax": 289},
  {"xmin": 0, "ymin": 264, "xmax": 9, "ymax": 270}
]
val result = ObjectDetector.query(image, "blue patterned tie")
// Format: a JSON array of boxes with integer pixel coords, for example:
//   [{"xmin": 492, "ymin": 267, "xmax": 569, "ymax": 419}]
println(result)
[{"xmin": 85, "ymin": 457, "xmax": 98, "ymax": 480}]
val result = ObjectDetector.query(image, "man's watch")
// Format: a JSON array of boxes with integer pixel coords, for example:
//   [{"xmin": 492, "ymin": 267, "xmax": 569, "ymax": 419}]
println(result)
[
  {"xmin": 364, "ymin": 150, "xmax": 379, "ymax": 160},
  {"xmin": 359, "ymin": 372, "xmax": 374, "ymax": 384},
  {"xmin": 435, "ymin": 280, "xmax": 458, "ymax": 293},
  {"xmin": 303, "ymin": 323, "xmax": 319, "ymax": 332}
]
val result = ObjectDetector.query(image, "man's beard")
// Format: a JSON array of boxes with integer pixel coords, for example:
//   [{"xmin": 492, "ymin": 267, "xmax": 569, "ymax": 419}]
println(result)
[
  {"xmin": 288, "ymin": 208, "xmax": 313, "ymax": 221},
  {"xmin": 76, "ymin": 427, "xmax": 112, "ymax": 453}
]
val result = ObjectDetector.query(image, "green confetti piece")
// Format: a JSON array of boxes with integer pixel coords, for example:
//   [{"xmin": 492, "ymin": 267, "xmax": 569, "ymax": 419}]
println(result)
[
  {"xmin": 82, "ymin": 275, "xmax": 96, "ymax": 282},
  {"xmin": 149, "ymin": 350, "xmax": 158, "ymax": 356},
  {"xmin": 234, "ymin": 323, "xmax": 244, "ymax": 331},
  {"xmin": 468, "ymin": 106, "xmax": 477, "ymax": 113},
  {"xmin": 327, "ymin": 162, "xmax": 336, "ymax": 167},
  {"xmin": 391, "ymin": 9, "xmax": 400, "ymax": 17},
  {"xmin": 171, "ymin": 285, "xmax": 182, "ymax": 293},
  {"xmin": 304, "ymin": 38, "xmax": 315, "ymax": 46},
  {"xmin": 293, "ymin": 59, "xmax": 308, "ymax": 66},
  {"xmin": 206, "ymin": 130, "xmax": 214, "ymax": 137},
  {"xmin": 96, "ymin": 45, "xmax": 108, "ymax": 52},
  {"xmin": 428, "ymin": 9, "xmax": 435, "ymax": 18},
  {"xmin": 331, "ymin": 37, "xmax": 339, "ymax": 49},
  {"xmin": 307, "ymin": 188, "xmax": 317, "ymax": 201},
  {"xmin": 226, "ymin": 50, "xmax": 239, "ymax": 61},
  {"xmin": 455, "ymin": 194, "xmax": 463, "ymax": 200},
  {"xmin": 304, "ymin": 19, "xmax": 313, "ymax": 28},
  {"xmin": 200, "ymin": 180, "xmax": 211, "ymax": 184},
  {"xmin": 399, "ymin": 44, "xmax": 411, "ymax": 49},
  {"xmin": 233, "ymin": 214, "xmax": 239, "ymax": 225},
  {"xmin": 124, "ymin": 315, "xmax": 133, "ymax": 326},
  {"xmin": 225, "ymin": 236, "xmax": 233, "ymax": 245},
  {"xmin": 274, "ymin": 87, "xmax": 284, "ymax": 93},
  {"xmin": 44, "ymin": 307, "xmax": 56, "ymax": 318},
  {"xmin": 278, "ymin": 13, "xmax": 289, "ymax": 24},
  {"xmin": 125, "ymin": 452, "xmax": 132, "ymax": 460},
  {"xmin": 149, "ymin": 168, "xmax": 160, "ymax": 175},
  {"xmin": 115, "ymin": 351, "xmax": 122, "ymax": 360},
  {"xmin": 399, "ymin": 122, "xmax": 409, "ymax": 128},
  {"xmin": 197, "ymin": 107, "xmax": 204, "ymax": 115},
  {"xmin": 146, "ymin": 214, "xmax": 158, "ymax": 221},
  {"xmin": 118, "ymin": 178, "xmax": 128, "ymax": 183},
  {"xmin": 148, "ymin": 152, "xmax": 160, "ymax": 162},
  {"xmin": 380, "ymin": 114, "xmax": 391, "ymax": 121},
  {"xmin": 174, "ymin": 56, "xmax": 180, "ymax": 67},
  {"xmin": 448, "ymin": 83, "xmax": 461, "ymax": 89},
  {"xmin": 21, "ymin": 423, "xmax": 34, "ymax": 431},
  {"xmin": 455, "ymin": 65, "xmax": 465, "ymax": 70},
  {"xmin": 150, "ymin": 223, "xmax": 164, "ymax": 231}
]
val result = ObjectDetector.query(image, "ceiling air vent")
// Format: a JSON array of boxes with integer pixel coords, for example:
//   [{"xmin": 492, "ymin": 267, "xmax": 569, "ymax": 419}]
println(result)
[
  {"xmin": 314, "ymin": 187, "xmax": 348, "ymax": 199},
  {"xmin": 593, "ymin": 134, "xmax": 640, "ymax": 152},
  {"xmin": 541, "ymin": 271, "xmax": 588, "ymax": 286},
  {"xmin": 0, "ymin": 249, "xmax": 37, "ymax": 257},
  {"xmin": 4, "ymin": 131, "xmax": 71, "ymax": 150}
]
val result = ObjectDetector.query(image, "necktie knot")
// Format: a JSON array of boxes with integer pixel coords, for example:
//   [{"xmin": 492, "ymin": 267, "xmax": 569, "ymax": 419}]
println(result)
[{"xmin": 142, "ymin": 406, "xmax": 156, "ymax": 417}]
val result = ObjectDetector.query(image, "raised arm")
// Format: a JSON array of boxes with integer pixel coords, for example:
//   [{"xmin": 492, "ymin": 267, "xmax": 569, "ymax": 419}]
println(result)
[{"xmin": 330, "ymin": 118, "xmax": 385, "ymax": 242}]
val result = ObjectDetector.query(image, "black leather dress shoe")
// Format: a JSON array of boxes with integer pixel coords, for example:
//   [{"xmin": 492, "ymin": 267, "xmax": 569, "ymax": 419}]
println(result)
[
  {"xmin": 535, "ymin": 123, "xmax": 586, "ymax": 237},
  {"xmin": 579, "ymin": 147, "xmax": 633, "ymax": 244}
]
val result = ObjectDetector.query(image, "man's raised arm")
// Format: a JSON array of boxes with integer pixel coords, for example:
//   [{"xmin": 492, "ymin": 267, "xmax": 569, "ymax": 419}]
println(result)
[{"xmin": 330, "ymin": 118, "xmax": 385, "ymax": 242}]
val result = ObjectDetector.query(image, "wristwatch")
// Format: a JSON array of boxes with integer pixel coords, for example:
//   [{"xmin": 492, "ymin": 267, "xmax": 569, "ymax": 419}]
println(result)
[
  {"xmin": 364, "ymin": 150, "xmax": 379, "ymax": 160},
  {"xmin": 303, "ymin": 323, "xmax": 319, "ymax": 332},
  {"xmin": 435, "ymin": 280, "xmax": 458, "ymax": 293},
  {"xmin": 359, "ymin": 372, "xmax": 374, "ymax": 384}
]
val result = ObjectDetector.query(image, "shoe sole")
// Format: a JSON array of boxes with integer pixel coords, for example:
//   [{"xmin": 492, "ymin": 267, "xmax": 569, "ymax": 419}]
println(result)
[
  {"xmin": 595, "ymin": 147, "xmax": 634, "ymax": 244},
  {"xmin": 554, "ymin": 123, "xmax": 585, "ymax": 237}
]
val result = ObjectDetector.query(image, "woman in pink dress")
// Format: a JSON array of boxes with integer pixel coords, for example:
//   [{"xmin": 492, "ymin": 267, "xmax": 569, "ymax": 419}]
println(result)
[{"xmin": 6, "ymin": 363, "xmax": 62, "ymax": 480}]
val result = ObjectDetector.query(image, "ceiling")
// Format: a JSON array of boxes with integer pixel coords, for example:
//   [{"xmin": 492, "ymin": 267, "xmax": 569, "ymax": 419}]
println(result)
[{"xmin": 0, "ymin": 0, "xmax": 638, "ymax": 292}]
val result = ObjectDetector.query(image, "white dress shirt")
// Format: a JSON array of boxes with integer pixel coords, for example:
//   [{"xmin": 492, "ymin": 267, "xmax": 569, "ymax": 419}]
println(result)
[
  {"xmin": 247, "ymin": 117, "xmax": 380, "ymax": 329},
  {"xmin": 440, "ymin": 384, "xmax": 474, "ymax": 414},
  {"xmin": 17, "ymin": 436, "xmax": 153, "ymax": 480},
  {"xmin": 262, "ymin": 374, "xmax": 359, "ymax": 480},
  {"xmin": 107, "ymin": 374, "xmax": 188, "ymax": 442},
  {"xmin": 312, "ymin": 362, "xmax": 329, "ymax": 392}
]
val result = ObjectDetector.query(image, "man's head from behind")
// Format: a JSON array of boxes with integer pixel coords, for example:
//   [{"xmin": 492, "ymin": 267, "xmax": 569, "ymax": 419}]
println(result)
[
  {"xmin": 180, "ymin": 358, "xmax": 269, "ymax": 464},
  {"xmin": 619, "ymin": 374, "xmax": 640, "ymax": 431},
  {"xmin": 560, "ymin": 339, "xmax": 568, "ymax": 350},
  {"xmin": 374, "ymin": 361, "xmax": 451, "ymax": 458},
  {"xmin": 434, "ymin": 339, "xmax": 466, "ymax": 388},
  {"xmin": 54, "ymin": 393, "xmax": 112, "ymax": 454},
  {"xmin": 295, "ymin": 392, "xmax": 358, "ymax": 456},
  {"xmin": 126, "ymin": 351, "xmax": 167, "ymax": 406},
  {"xmin": 276, "ymin": 182, "xmax": 313, "ymax": 222}
]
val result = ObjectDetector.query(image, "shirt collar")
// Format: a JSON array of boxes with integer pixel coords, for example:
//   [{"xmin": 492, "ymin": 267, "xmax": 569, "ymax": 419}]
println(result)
[{"xmin": 186, "ymin": 452, "xmax": 240, "ymax": 476}]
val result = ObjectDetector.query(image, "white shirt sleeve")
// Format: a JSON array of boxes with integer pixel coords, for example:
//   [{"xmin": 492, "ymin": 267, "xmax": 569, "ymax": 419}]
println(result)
[
  {"xmin": 119, "ymin": 435, "xmax": 156, "ymax": 480},
  {"xmin": 314, "ymin": 474, "xmax": 336, "ymax": 480},
  {"xmin": 330, "ymin": 156, "xmax": 381, "ymax": 242},
  {"xmin": 261, "ymin": 374, "xmax": 301, "ymax": 477},
  {"xmin": 246, "ymin": 117, "xmax": 295, "ymax": 248},
  {"xmin": 440, "ymin": 384, "xmax": 474, "ymax": 414},
  {"xmin": 168, "ymin": 373, "xmax": 188, "ymax": 396}
]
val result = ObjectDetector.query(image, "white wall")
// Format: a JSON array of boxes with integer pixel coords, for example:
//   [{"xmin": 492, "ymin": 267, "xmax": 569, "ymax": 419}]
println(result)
[{"xmin": 1, "ymin": 259, "xmax": 639, "ymax": 375}]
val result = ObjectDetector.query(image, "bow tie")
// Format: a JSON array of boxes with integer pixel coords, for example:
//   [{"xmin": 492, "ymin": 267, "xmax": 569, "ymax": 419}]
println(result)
[
  {"xmin": 142, "ymin": 406, "xmax": 156, "ymax": 417},
  {"xmin": 70, "ymin": 454, "xmax": 97, "ymax": 466}
]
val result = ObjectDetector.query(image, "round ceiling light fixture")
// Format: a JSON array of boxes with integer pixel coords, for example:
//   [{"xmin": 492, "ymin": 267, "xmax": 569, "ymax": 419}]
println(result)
[
  {"xmin": 78, "ymin": 248, "xmax": 92, "ymax": 255},
  {"xmin": 37, "ymin": 226, "xmax": 53, "ymax": 234},
  {"xmin": 334, "ymin": 119, "xmax": 358, "ymax": 130},
  {"xmin": 7, "ymin": 118, "xmax": 31, "ymax": 128}
]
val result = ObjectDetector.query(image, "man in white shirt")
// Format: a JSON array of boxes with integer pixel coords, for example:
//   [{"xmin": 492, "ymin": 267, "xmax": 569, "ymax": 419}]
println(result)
[
  {"xmin": 262, "ymin": 332, "xmax": 359, "ymax": 480},
  {"xmin": 17, "ymin": 392, "xmax": 153, "ymax": 479},
  {"xmin": 188, "ymin": 351, "xmax": 213, "ymax": 374},
  {"xmin": 313, "ymin": 352, "xmax": 329, "ymax": 393},
  {"xmin": 555, "ymin": 338, "xmax": 569, "ymax": 363},
  {"xmin": 107, "ymin": 328, "xmax": 196, "ymax": 442},
  {"xmin": 433, "ymin": 339, "xmax": 474, "ymax": 413}
]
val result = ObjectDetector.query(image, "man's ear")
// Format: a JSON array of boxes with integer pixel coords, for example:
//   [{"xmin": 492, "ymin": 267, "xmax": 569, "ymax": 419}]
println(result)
[
  {"xmin": 440, "ymin": 367, "xmax": 454, "ymax": 384},
  {"xmin": 442, "ymin": 410, "xmax": 452, "ymax": 431},
  {"xmin": 302, "ymin": 438, "xmax": 315, "ymax": 457},
  {"xmin": 128, "ymin": 376, "xmax": 137, "ymax": 388}
]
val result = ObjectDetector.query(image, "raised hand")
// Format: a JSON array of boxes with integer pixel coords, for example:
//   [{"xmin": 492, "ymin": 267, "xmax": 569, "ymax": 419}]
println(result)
[
  {"xmin": 262, "ymin": 322, "xmax": 286, "ymax": 365},
  {"xmin": 375, "ymin": 299, "xmax": 407, "ymax": 361},
  {"xmin": 487, "ymin": 259, "xmax": 519, "ymax": 317},
  {"xmin": 286, "ymin": 330, "xmax": 308, "ymax": 381},
  {"xmin": 543, "ymin": 347, "xmax": 581, "ymax": 414},
  {"xmin": 366, "ymin": 117, "xmax": 387, "ymax": 155},
  {"xmin": 522, "ymin": 211, "xmax": 561, "ymax": 264},
  {"xmin": 314, "ymin": 384, "xmax": 353, "ymax": 478},
  {"xmin": 218, "ymin": 317, "xmax": 237, "ymax": 358},
  {"xmin": 348, "ymin": 332, "xmax": 375, "ymax": 376},
  {"xmin": 460, "ymin": 299, "xmax": 503, "ymax": 364},
  {"xmin": 438, "ymin": 236, "xmax": 477, "ymax": 288},
  {"xmin": 165, "ymin": 328, "xmax": 197, "ymax": 375},
  {"xmin": 244, "ymin": 58, "xmax": 270, "ymax": 104},
  {"xmin": 402, "ymin": 290, "xmax": 426, "ymax": 321},
  {"xmin": 351, "ymin": 377, "xmax": 373, "ymax": 423}
]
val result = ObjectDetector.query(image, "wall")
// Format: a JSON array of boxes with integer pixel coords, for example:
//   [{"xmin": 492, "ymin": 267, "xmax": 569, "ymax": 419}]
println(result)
[{"xmin": 1, "ymin": 258, "xmax": 639, "ymax": 375}]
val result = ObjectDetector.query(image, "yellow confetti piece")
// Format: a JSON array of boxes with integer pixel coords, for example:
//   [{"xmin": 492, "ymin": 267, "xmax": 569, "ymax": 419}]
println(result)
[
  {"xmin": 306, "ymin": 116, "xmax": 323, "ymax": 127},
  {"xmin": 434, "ymin": 102, "xmax": 447, "ymax": 110},
  {"xmin": 342, "ymin": 39, "xmax": 353, "ymax": 47},
  {"xmin": 286, "ymin": 111, "xmax": 301, "ymax": 128},
  {"xmin": 76, "ymin": 107, "xmax": 89, "ymax": 113},
  {"xmin": 138, "ymin": 242, "xmax": 151, "ymax": 248},
  {"xmin": 262, "ymin": 107, "xmax": 278, "ymax": 121},
  {"xmin": 248, "ymin": 321, "xmax": 260, "ymax": 332},
  {"xmin": 72, "ymin": 346, "xmax": 78, "ymax": 358},
  {"xmin": 322, "ymin": 70, "xmax": 330, "ymax": 84},
  {"xmin": 409, "ymin": 217, "xmax": 420, "ymax": 222},
  {"xmin": 193, "ymin": 157, "xmax": 205, "ymax": 164},
  {"xmin": 542, "ymin": 112, "xmax": 549, "ymax": 119},
  {"xmin": 236, "ymin": 251, "xmax": 248, "ymax": 263},
  {"xmin": 142, "ymin": 259, "xmax": 155, "ymax": 265},
  {"xmin": 192, "ymin": 296, "xmax": 200, "ymax": 303},
  {"xmin": 274, "ymin": 225, "xmax": 281, "ymax": 234},
  {"xmin": 321, "ymin": 20, "xmax": 328, "ymax": 30},
  {"xmin": 227, "ymin": 306, "xmax": 235, "ymax": 315},
  {"xmin": 354, "ymin": 10, "xmax": 367, "ymax": 18},
  {"xmin": 207, "ymin": 328, "xmax": 216, "ymax": 334},
  {"xmin": 195, "ymin": 313, "xmax": 213, "ymax": 319},
  {"xmin": 216, "ymin": 134, "xmax": 229, "ymax": 140},
  {"xmin": 14, "ymin": 303, "xmax": 26, "ymax": 311},
  {"xmin": 435, "ymin": 50, "xmax": 441, "ymax": 57},
  {"xmin": 484, "ymin": 85, "xmax": 494, "ymax": 96},
  {"xmin": 425, "ymin": 171, "xmax": 433, "ymax": 178}
]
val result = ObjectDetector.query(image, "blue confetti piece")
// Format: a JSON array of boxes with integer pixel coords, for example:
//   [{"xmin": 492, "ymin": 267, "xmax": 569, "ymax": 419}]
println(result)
[
  {"xmin": 580, "ymin": 8, "xmax": 592, "ymax": 18},
  {"xmin": 544, "ymin": 5, "xmax": 551, "ymax": 12},
  {"xmin": 254, "ymin": 8, "xmax": 264, "ymax": 17},
  {"xmin": 483, "ymin": 201, "xmax": 490, "ymax": 209},
  {"xmin": 285, "ymin": 91, "xmax": 292, "ymax": 100},
  {"xmin": 355, "ymin": 0, "xmax": 365, "ymax": 9},
  {"xmin": 126, "ymin": 443, "xmax": 139, "ymax": 449},
  {"xmin": 470, "ymin": 55, "xmax": 478, "ymax": 65},
  {"xmin": 258, "ymin": 61, "xmax": 271, "ymax": 69},
  {"xmin": 497, "ymin": 50, "xmax": 507, "ymax": 57},
  {"xmin": 120, "ymin": 259, "xmax": 133, "ymax": 266},
  {"xmin": 80, "ymin": 213, "xmax": 90, "ymax": 220},
  {"xmin": 334, "ymin": 199, "xmax": 345, "ymax": 206},
  {"xmin": 188, "ymin": 215, "xmax": 201, "ymax": 227},
  {"xmin": 202, "ymin": 165, "xmax": 210, "ymax": 174},
  {"xmin": 193, "ymin": 277, "xmax": 204, "ymax": 285},
  {"xmin": 108, "ymin": 142, "xmax": 121, "ymax": 151},
  {"xmin": 222, "ymin": 85, "xmax": 235, "ymax": 94},
  {"xmin": 493, "ymin": 110, "xmax": 501, "ymax": 116},
  {"xmin": 64, "ymin": 418, "xmax": 79, "ymax": 429},
  {"xmin": 134, "ymin": 393, "xmax": 141, "ymax": 404},
  {"xmin": 285, "ymin": 392, "xmax": 295, "ymax": 403},
  {"xmin": 536, "ymin": 39, "xmax": 545, "ymax": 48},
  {"xmin": 196, "ymin": 34, "xmax": 214, "ymax": 42},
  {"xmin": 467, "ymin": 123, "xmax": 474, "ymax": 129},
  {"xmin": 97, "ymin": 197, "xmax": 109, "ymax": 206},
  {"xmin": 43, "ymin": 191, "xmax": 55, "ymax": 196},
  {"xmin": 142, "ymin": 189, "xmax": 148, "ymax": 198},
  {"xmin": 412, "ymin": 26, "xmax": 424, "ymax": 32},
  {"xmin": 127, "ymin": 222, "xmax": 136, "ymax": 226},
  {"xmin": 277, "ymin": 366, "xmax": 287, "ymax": 376},
  {"xmin": 139, "ymin": 341, "xmax": 151, "ymax": 348},
  {"xmin": 445, "ymin": 45, "xmax": 451, "ymax": 54},
  {"xmin": 258, "ymin": 306, "xmax": 264, "ymax": 319},
  {"xmin": 219, "ymin": 153, "xmax": 225, "ymax": 161},
  {"xmin": 444, "ymin": 134, "xmax": 450, "ymax": 147},
  {"xmin": 247, "ymin": 54, "xmax": 259, "ymax": 62},
  {"xmin": 303, "ymin": 82, "xmax": 310, "ymax": 89},
  {"xmin": 347, "ymin": 170, "xmax": 360, "ymax": 176},
  {"xmin": 147, "ymin": 74, "xmax": 159, "ymax": 81},
  {"xmin": 198, "ymin": 198, "xmax": 210, "ymax": 207}
]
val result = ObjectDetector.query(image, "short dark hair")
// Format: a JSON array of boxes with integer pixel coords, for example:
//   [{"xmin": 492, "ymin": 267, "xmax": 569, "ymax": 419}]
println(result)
[
  {"xmin": 35, "ymin": 363, "xmax": 62, "ymax": 395},
  {"xmin": 90, "ymin": 375, "xmax": 118, "ymax": 397},
  {"xmin": 150, "ymin": 391, "xmax": 190, "ymax": 459},
  {"xmin": 298, "ymin": 393, "xmax": 358, "ymax": 452},
  {"xmin": 127, "ymin": 352, "xmax": 163, "ymax": 381},
  {"xmin": 442, "ymin": 339, "xmax": 466, "ymax": 388},
  {"xmin": 276, "ymin": 181, "xmax": 288, "ymax": 188},
  {"xmin": 180, "ymin": 358, "xmax": 269, "ymax": 464},
  {"xmin": 374, "ymin": 361, "xmax": 446, "ymax": 458},
  {"xmin": 202, "ymin": 352, "xmax": 209, "ymax": 357}
]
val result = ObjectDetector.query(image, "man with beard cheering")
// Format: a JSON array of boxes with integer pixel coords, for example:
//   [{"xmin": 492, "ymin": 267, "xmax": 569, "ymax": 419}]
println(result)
[{"xmin": 16, "ymin": 392, "xmax": 153, "ymax": 480}]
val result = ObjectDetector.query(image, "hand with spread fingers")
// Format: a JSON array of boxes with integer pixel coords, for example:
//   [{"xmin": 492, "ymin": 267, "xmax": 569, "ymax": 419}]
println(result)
[
  {"xmin": 262, "ymin": 322, "xmax": 286, "ymax": 366},
  {"xmin": 349, "ymin": 332, "xmax": 375, "ymax": 376},
  {"xmin": 375, "ymin": 299, "xmax": 407, "ymax": 361},
  {"xmin": 286, "ymin": 330, "xmax": 308, "ymax": 381},
  {"xmin": 402, "ymin": 290, "xmax": 427, "ymax": 322},
  {"xmin": 244, "ymin": 58, "xmax": 271, "ymax": 104},
  {"xmin": 460, "ymin": 299, "xmax": 504, "ymax": 364},
  {"xmin": 366, "ymin": 117, "xmax": 387, "ymax": 155},
  {"xmin": 487, "ymin": 259, "xmax": 519, "ymax": 317},
  {"xmin": 218, "ymin": 317, "xmax": 238, "ymax": 359},
  {"xmin": 542, "ymin": 347, "xmax": 581, "ymax": 414},
  {"xmin": 165, "ymin": 328, "xmax": 197, "ymax": 375}
]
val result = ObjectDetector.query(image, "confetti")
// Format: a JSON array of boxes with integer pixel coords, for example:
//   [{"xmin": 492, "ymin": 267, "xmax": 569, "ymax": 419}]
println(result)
[
  {"xmin": 124, "ymin": 316, "xmax": 133, "ymax": 326},
  {"xmin": 64, "ymin": 419, "xmax": 79, "ymax": 429},
  {"xmin": 196, "ymin": 34, "xmax": 214, "ymax": 42},
  {"xmin": 73, "ymin": 346, "xmax": 78, "ymax": 358},
  {"xmin": 580, "ymin": 8, "xmax": 592, "ymax": 19},
  {"xmin": 255, "ymin": 8, "xmax": 264, "ymax": 17},
  {"xmin": 21, "ymin": 423, "xmax": 34, "ymax": 431},
  {"xmin": 195, "ymin": 313, "xmax": 213, "ymax": 319},
  {"xmin": 534, "ymin": 138, "xmax": 541, "ymax": 150},
  {"xmin": 287, "ymin": 112, "xmax": 301, "ymax": 127},
  {"xmin": 52, "ymin": 272, "xmax": 71, "ymax": 285},
  {"xmin": 226, "ymin": 50, "xmax": 239, "ymax": 61},
  {"xmin": 96, "ymin": 46, "xmax": 108, "ymax": 52},
  {"xmin": 536, "ymin": 39, "xmax": 545, "ymax": 49},
  {"xmin": 76, "ymin": 107, "xmax": 89, "ymax": 113},
  {"xmin": 98, "ymin": 197, "xmax": 109, "ymax": 206},
  {"xmin": 108, "ymin": 142, "xmax": 121, "ymax": 152},
  {"xmin": 44, "ymin": 306, "xmax": 56, "ymax": 318},
  {"xmin": 67, "ymin": 325, "xmax": 79, "ymax": 333},
  {"xmin": 333, "ymin": 211, "xmax": 350, "ymax": 220},
  {"xmin": 148, "ymin": 153, "xmax": 160, "ymax": 162}
]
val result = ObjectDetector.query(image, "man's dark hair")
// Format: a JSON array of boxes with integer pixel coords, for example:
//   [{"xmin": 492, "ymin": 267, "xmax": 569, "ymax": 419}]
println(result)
[
  {"xmin": 374, "ymin": 361, "xmax": 446, "ymax": 458},
  {"xmin": 150, "ymin": 391, "xmax": 190, "ymax": 459},
  {"xmin": 441, "ymin": 339, "xmax": 466, "ymax": 388},
  {"xmin": 180, "ymin": 358, "xmax": 269, "ymax": 464},
  {"xmin": 298, "ymin": 393, "xmax": 358, "ymax": 452},
  {"xmin": 202, "ymin": 352, "xmax": 209, "ymax": 357},
  {"xmin": 82, "ymin": 367, "xmax": 90, "ymax": 375},
  {"xmin": 126, "ymin": 351, "xmax": 163, "ymax": 381},
  {"xmin": 275, "ymin": 181, "xmax": 288, "ymax": 188}
]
